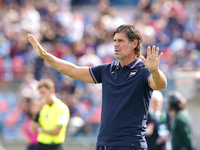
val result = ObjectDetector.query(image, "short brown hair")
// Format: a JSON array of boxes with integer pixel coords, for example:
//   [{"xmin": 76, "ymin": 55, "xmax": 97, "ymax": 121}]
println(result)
[
  {"xmin": 38, "ymin": 79, "xmax": 55, "ymax": 90},
  {"xmin": 113, "ymin": 24, "xmax": 143, "ymax": 58}
]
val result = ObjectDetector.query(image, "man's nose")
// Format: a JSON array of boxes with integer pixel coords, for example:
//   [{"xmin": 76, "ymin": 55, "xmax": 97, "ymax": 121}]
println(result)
[{"xmin": 114, "ymin": 41, "xmax": 119, "ymax": 47}]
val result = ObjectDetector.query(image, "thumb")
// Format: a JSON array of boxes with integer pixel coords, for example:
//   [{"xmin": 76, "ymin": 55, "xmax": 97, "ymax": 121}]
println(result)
[{"xmin": 140, "ymin": 55, "xmax": 145, "ymax": 63}]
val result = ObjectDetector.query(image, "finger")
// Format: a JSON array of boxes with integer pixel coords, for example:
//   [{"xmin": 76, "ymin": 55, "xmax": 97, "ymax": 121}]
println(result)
[
  {"xmin": 27, "ymin": 34, "xmax": 35, "ymax": 45},
  {"xmin": 27, "ymin": 33, "xmax": 31, "ymax": 37},
  {"xmin": 152, "ymin": 45, "xmax": 155, "ymax": 56},
  {"xmin": 31, "ymin": 34, "xmax": 39, "ymax": 43},
  {"xmin": 155, "ymin": 47, "xmax": 159, "ymax": 58},
  {"xmin": 30, "ymin": 35, "xmax": 40, "ymax": 48},
  {"xmin": 27, "ymin": 34, "xmax": 32, "ymax": 43},
  {"xmin": 158, "ymin": 52, "xmax": 163, "ymax": 60},
  {"xmin": 147, "ymin": 46, "xmax": 151, "ymax": 57},
  {"xmin": 27, "ymin": 33, "xmax": 34, "ymax": 41},
  {"xmin": 27, "ymin": 36, "xmax": 35, "ymax": 46},
  {"xmin": 30, "ymin": 34, "xmax": 39, "ymax": 45},
  {"xmin": 140, "ymin": 55, "xmax": 146, "ymax": 63}
]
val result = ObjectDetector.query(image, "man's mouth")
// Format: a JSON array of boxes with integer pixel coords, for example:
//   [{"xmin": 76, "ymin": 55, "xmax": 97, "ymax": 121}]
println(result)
[{"xmin": 115, "ymin": 48, "xmax": 121, "ymax": 53}]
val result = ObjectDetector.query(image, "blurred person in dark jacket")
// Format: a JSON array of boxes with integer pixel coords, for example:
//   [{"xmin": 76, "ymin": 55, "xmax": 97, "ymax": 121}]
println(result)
[
  {"xmin": 167, "ymin": 91, "xmax": 195, "ymax": 150},
  {"xmin": 146, "ymin": 90, "xmax": 171, "ymax": 150}
]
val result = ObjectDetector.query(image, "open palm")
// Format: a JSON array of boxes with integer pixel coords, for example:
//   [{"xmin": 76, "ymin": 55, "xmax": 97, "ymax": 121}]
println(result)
[{"xmin": 140, "ymin": 46, "xmax": 163, "ymax": 71}]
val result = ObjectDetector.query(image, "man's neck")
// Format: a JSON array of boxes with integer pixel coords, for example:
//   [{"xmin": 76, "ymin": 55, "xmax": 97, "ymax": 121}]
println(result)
[
  {"xmin": 120, "ymin": 57, "xmax": 137, "ymax": 68},
  {"xmin": 47, "ymin": 95, "xmax": 57, "ymax": 105}
]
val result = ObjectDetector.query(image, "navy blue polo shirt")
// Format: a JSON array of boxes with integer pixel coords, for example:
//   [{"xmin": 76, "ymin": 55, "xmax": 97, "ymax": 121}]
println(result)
[{"xmin": 89, "ymin": 58, "xmax": 153, "ymax": 148}]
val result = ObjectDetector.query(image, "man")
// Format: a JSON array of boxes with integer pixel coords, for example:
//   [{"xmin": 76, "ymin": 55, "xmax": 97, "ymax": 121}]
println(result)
[
  {"xmin": 167, "ymin": 91, "xmax": 195, "ymax": 150},
  {"xmin": 146, "ymin": 90, "xmax": 171, "ymax": 150},
  {"xmin": 30, "ymin": 79, "xmax": 70, "ymax": 150},
  {"xmin": 27, "ymin": 24, "xmax": 167, "ymax": 150}
]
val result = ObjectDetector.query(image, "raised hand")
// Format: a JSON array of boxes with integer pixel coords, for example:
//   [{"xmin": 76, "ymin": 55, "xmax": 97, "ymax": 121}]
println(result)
[
  {"xmin": 140, "ymin": 45, "xmax": 163, "ymax": 72},
  {"xmin": 27, "ymin": 33, "xmax": 45, "ymax": 57}
]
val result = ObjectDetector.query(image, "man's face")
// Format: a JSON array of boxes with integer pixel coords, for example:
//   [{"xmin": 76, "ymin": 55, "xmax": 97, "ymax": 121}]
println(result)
[
  {"xmin": 150, "ymin": 97, "xmax": 163, "ymax": 111},
  {"xmin": 38, "ymin": 86, "xmax": 51, "ymax": 102},
  {"xmin": 113, "ymin": 33, "xmax": 135, "ymax": 60}
]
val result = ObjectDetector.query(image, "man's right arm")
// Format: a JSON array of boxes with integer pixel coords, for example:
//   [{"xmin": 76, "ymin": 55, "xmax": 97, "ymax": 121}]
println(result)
[
  {"xmin": 42, "ymin": 52, "xmax": 94, "ymax": 83},
  {"xmin": 27, "ymin": 34, "xmax": 94, "ymax": 83}
]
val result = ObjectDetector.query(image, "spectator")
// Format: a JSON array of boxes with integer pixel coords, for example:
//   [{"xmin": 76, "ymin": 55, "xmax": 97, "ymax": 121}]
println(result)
[
  {"xmin": 146, "ymin": 90, "xmax": 171, "ymax": 150},
  {"xmin": 167, "ymin": 91, "xmax": 195, "ymax": 150},
  {"xmin": 18, "ymin": 73, "xmax": 39, "ymax": 111},
  {"xmin": 23, "ymin": 96, "xmax": 41, "ymax": 150},
  {"xmin": 30, "ymin": 79, "xmax": 70, "ymax": 150}
]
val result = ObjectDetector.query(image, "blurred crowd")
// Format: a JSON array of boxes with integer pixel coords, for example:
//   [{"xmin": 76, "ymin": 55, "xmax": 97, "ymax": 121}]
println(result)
[{"xmin": 0, "ymin": 0, "xmax": 199, "ymax": 142}]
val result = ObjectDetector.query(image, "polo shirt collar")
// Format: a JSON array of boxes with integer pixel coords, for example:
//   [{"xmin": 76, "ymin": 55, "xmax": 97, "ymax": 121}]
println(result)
[
  {"xmin": 116, "ymin": 61, "xmax": 120, "ymax": 69},
  {"xmin": 128, "ymin": 58, "xmax": 142, "ymax": 69},
  {"xmin": 116, "ymin": 58, "xmax": 142, "ymax": 70}
]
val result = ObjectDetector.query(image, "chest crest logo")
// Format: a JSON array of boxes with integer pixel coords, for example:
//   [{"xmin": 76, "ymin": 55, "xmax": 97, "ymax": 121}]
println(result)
[{"xmin": 129, "ymin": 70, "xmax": 137, "ymax": 77}]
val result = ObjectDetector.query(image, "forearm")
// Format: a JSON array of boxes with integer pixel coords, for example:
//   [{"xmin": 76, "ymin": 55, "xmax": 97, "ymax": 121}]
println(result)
[
  {"xmin": 150, "ymin": 69, "xmax": 167, "ymax": 90},
  {"xmin": 27, "ymin": 34, "xmax": 94, "ymax": 82},
  {"xmin": 30, "ymin": 121, "xmax": 40, "ymax": 133},
  {"xmin": 41, "ymin": 129, "xmax": 59, "ymax": 135},
  {"xmin": 39, "ymin": 126, "xmax": 62, "ymax": 135},
  {"xmin": 42, "ymin": 51, "xmax": 77, "ymax": 77},
  {"xmin": 41, "ymin": 51, "xmax": 94, "ymax": 83}
]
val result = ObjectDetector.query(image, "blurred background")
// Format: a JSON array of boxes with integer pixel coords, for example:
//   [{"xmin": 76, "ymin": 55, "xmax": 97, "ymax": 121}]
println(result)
[{"xmin": 0, "ymin": 0, "xmax": 200, "ymax": 150}]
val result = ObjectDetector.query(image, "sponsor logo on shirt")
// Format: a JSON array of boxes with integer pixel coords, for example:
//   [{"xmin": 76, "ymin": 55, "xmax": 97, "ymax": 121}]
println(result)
[{"xmin": 129, "ymin": 70, "xmax": 137, "ymax": 77}]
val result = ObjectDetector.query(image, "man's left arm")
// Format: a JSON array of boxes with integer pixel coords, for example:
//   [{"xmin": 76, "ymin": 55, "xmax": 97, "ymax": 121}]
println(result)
[
  {"xmin": 140, "ymin": 45, "xmax": 167, "ymax": 90},
  {"xmin": 149, "ymin": 69, "xmax": 167, "ymax": 90},
  {"xmin": 38, "ymin": 126, "xmax": 62, "ymax": 135}
]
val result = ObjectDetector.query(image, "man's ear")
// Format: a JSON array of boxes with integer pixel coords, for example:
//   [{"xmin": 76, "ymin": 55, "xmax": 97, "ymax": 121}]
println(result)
[{"xmin": 130, "ymin": 40, "xmax": 138, "ymax": 49}]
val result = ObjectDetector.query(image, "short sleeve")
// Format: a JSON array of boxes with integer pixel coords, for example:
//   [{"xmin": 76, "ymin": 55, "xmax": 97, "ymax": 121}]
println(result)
[
  {"xmin": 89, "ymin": 64, "xmax": 107, "ymax": 83},
  {"xmin": 57, "ymin": 107, "xmax": 70, "ymax": 126},
  {"xmin": 57, "ymin": 114, "xmax": 68, "ymax": 126}
]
